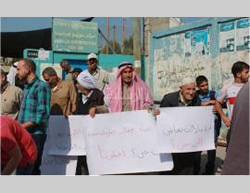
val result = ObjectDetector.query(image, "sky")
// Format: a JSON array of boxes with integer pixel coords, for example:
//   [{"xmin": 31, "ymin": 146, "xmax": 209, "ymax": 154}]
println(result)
[
  {"xmin": 0, "ymin": 17, "xmax": 205, "ymax": 32},
  {"xmin": 0, "ymin": 17, "xmax": 206, "ymax": 46}
]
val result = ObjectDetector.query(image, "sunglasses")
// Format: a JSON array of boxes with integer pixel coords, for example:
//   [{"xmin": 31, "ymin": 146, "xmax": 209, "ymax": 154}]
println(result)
[{"xmin": 89, "ymin": 58, "xmax": 97, "ymax": 63}]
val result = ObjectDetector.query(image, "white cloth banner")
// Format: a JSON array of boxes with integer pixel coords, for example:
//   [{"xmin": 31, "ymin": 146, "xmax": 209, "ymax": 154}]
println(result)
[
  {"xmin": 47, "ymin": 115, "xmax": 87, "ymax": 156},
  {"xmin": 157, "ymin": 106, "xmax": 215, "ymax": 153},
  {"xmin": 41, "ymin": 137, "xmax": 77, "ymax": 175},
  {"xmin": 85, "ymin": 110, "xmax": 173, "ymax": 175}
]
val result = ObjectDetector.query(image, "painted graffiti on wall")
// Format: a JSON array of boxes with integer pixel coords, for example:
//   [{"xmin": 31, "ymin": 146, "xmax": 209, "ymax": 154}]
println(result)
[{"xmin": 154, "ymin": 49, "xmax": 212, "ymax": 100}]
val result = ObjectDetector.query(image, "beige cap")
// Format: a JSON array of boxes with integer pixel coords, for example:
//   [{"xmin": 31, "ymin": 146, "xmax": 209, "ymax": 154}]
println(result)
[{"xmin": 87, "ymin": 53, "xmax": 98, "ymax": 60}]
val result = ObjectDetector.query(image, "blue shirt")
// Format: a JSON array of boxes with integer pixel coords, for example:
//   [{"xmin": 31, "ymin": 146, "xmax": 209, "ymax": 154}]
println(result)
[
  {"xmin": 197, "ymin": 90, "xmax": 219, "ymax": 120},
  {"xmin": 198, "ymin": 90, "xmax": 219, "ymax": 103}
]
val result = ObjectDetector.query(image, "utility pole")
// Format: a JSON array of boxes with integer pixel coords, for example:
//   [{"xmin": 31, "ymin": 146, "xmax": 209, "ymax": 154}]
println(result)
[
  {"xmin": 113, "ymin": 24, "xmax": 116, "ymax": 51},
  {"xmin": 106, "ymin": 17, "xmax": 110, "ymax": 54},
  {"xmin": 133, "ymin": 17, "xmax": 141, "ymax": 77},
  {"xmin": 122, "ymin": 17, "xmax": 126, "ymax": 53}
]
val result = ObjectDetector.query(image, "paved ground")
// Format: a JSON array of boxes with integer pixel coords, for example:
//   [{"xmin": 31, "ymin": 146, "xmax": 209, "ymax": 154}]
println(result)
[{"xmin": 200, "ymin": 145, "xmax": 226, "ymax": 175}]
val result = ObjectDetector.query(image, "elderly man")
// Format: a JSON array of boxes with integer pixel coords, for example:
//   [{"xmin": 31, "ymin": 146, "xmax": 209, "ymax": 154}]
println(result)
[
  {"xmin": 74, "ymin": 71, "xmax": 104, "ymax": 175},
  {"xmin": 89, "ymin": 61, "xmax": 157, "ymax": 116},
  {"xmin": 16, "ymin": 58, "xmax": 50, "ymax": 175},
  {"xmin": 0, "ymin": 69, "xmax": 23, "ymax": 120},
  {"xmin": 160, "ymin": 77, "xmax": 201, "ymax": 175},
  {"xmin": 87, "ymin": 53, "xmax": 114, "ymax": 91},
  {"xmin": 42, "ymin": 67, "xmax": 77, "ymax": 117}
]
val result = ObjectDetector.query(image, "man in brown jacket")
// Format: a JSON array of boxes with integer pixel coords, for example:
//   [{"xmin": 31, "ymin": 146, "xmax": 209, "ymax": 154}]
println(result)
[{"xmin": 42, "ymin": 67, "xmax": 77, "ymax": 117}]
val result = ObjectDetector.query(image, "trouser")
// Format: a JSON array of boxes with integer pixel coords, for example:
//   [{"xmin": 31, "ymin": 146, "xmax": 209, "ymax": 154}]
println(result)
[
  {"xmin": 75, "ymin": 156, "xmax": 89, "ymax": 175},
  {"xmin": 16, "ymin": 164, "xmax": 34, "ymax": 175},
  {"xmin": 204, "ymin": 118, "xmax": 221, "ymax": 175},
  {"xmin": 169, "ymin": 152, "xmax": 199, "ymax": 175},
  {"xmin": 16, "ymin": 134, "xmax": 47, "ymax": 175},
  {"xmin": 205, "ymin": 149, "xmax": 216, "ymax": 175}
]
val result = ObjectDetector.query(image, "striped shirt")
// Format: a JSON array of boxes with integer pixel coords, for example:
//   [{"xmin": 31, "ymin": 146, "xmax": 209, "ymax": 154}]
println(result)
[{"xmin": 18, "ymin": 77, "xmax": 51, "ymax": 135}]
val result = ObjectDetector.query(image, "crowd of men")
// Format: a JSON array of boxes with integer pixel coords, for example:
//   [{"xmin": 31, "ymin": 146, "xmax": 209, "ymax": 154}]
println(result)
[{"xmin": 1, "ymin": 53, "xmax": 249, "ymax": 175}]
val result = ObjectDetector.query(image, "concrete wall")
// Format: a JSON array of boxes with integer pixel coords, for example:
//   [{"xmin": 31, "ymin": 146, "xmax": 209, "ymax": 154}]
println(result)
[{"xmin": 148, "ymin": 17, "xmax": 250, "ymax": 101}]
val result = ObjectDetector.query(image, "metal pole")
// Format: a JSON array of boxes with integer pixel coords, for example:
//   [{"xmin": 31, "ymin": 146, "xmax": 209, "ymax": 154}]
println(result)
[{"xmin": 133, "ymin": 17, "xmax": 141, "ymax": 77}]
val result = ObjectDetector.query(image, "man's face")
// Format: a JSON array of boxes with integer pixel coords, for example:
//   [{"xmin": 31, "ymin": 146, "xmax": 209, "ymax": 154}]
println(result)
[
  {"xmin": 197, "ymin": 81, "xmax": 209, "ymax": 94},
  {"xmin": 60, "ymin": 64, "xmax": 70, "ymax": 72},
  {"xmin": 42, "ymin": 74, "xmax": 57, "ymax": 88},
  {"xmin": 72, "ymin": 72, "xmax": 80, "ymax": 81},
  {"xmin": 238, "ymin": 68, "xmax": 249, "ymax": 83},
  {"xmin": 16, "ymin": 60, "xmax": 29, "ymax": 81},
  {"xmin": 0, "ymin": 73, "xmax": 6, "ymax": 87},
  {"xmin": 180, "ymin": 83, "xmax": 196, "ymax": 102},
  {"xmin": 88, "ymin": 58, "xmax": 97, "ymax": 73},
  {"xmin": 121, "ymin": 67, "xmax": 133, "ymax": 85}
]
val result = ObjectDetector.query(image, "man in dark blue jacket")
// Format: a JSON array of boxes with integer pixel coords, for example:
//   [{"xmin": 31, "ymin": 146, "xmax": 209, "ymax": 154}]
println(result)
[{"xmin": 160, "ymin": 77, "xmax": 201, "ymax": 175}]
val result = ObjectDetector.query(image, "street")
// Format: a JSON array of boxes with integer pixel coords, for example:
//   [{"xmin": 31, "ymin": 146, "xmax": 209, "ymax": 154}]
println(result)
[{"xmin": 200, "ymin": 145, "xmax": 226, "ymax": 175}]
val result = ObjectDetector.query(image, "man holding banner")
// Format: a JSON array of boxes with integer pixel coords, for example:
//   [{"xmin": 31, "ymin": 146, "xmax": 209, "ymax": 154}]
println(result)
[
  {"xmin": 89, "ymin": 61, "xmax": 159, "ymax": 116},
  {"xmin": 160, "ymin": 77, "xmax": 202, "ymax": 175}
]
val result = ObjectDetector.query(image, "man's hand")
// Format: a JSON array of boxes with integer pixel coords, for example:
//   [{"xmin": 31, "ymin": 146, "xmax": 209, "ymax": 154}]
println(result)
[
  {"xmin": 147, "ymin": 108, "xmax": 160, "ymax": 116},
  {"xmin": 89, "ymin": 107, "xmax": 97, "ymax": 118},
  {"xmin": 21, "ymin": 121, "xmax": 35, "ymax": 130},
  {"xmin": 222, "ymin": 116, "xmax": 231, "ymax": 128},
  {"xmin": 151, "ymin": 109, "xmax": 160, "ymax": 116},
  {"xmin": 202, "ymin": 100, "xmax": 216, "ymax": 106}
]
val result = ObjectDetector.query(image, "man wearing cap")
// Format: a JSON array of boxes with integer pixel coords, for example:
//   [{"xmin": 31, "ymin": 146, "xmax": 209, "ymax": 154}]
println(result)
[
  {"xmin": 42, "ymin": 67, "xmax": 77, "ymax": 117},
  {"xmin": 160, "ymin": 77, "xmax": 202, "ymax": 175},
  {"xmin": 87, "ymin": 53, "xmax": 114, "ymax": 91}
]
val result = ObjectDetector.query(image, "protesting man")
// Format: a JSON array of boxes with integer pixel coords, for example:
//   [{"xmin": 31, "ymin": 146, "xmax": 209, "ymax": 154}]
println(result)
[
  {"xmin": 89, "ymin": 61, "xmax": 158, "ymax": 116},
  {"xmin": 87, "ymin": 53, "xmax": 114, "ymax": 91},
  {"xmin": 196, "ymin": 75, "xmax": 221, "ymax": 175},
  {"xmin": 74, "ymin": 71, "xmax": 104, "ymax": 175},
  {"xmin": 42, "ymin": 67, "xmax": 77, "ymax": 117},
  {"xmin": 215, "ymin": 61, "xmax": 249, "ymax": 145},
  {"xmin": 17, "ymin": 58, "xmax": 50, "ymax": 175},
  {"xmin": 160, "ymin": 77, "xmax": 201, "ymax": 175}
]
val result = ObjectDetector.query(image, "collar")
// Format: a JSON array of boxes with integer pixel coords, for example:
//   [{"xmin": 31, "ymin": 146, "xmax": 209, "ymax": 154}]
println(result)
[
  {"xmin": 90, "ymin": 66, "xmax": 99, "ymax": 76},
  {"xmin": 52, "ymin": 79, "xmax": 63, "ymax": 93},
  {"xmin": 82, "ymin": 90, "xmax": 94, "ymax": 104},
  {"xmin": 24, "ymin": 76, "xmax": 38, "ymax": 89},
  {"xmin": 1, "ymin": 82, "xmax": 10, "ymax": 94}
]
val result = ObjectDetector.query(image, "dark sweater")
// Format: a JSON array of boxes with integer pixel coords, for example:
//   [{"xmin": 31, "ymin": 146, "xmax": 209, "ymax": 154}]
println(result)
[
  {"xmin": 160, "ymin": 91, "xmax": 201, "ymax": 107},
  {"xmin": 75, "ymin": 88, "xmax": 104, "ymax": 115}
]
